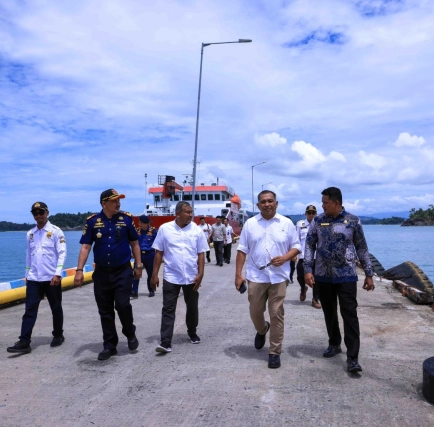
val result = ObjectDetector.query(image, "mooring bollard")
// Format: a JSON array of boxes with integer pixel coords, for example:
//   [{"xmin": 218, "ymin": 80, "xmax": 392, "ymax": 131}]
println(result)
[{"xmin": 423, "ymin": 357, "xmax": 434, "ymax": 404}]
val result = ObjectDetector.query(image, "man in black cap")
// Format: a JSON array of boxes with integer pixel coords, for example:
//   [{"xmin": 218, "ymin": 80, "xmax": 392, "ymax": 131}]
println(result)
[
  {"xmin": 7, "ymin": 202, "xmax": 67, "ymax": 354},
  {"xmin": 131, "ymin": 215, "xmax": 158, "ymax": 298},
  {"xmin": 74, "ymin": 189, "xmax": 143, "ymax": 361},
  {"xmin": 296, "ymin": 205, "xmax": 321, "ymax": 309}
]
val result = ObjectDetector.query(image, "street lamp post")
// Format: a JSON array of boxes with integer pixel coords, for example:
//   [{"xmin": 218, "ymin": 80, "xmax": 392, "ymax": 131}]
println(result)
[
  {"xmin": 262, "ymin": 181, "xmax": 273, "ymax": 191},
  {"xmin": 191, "ymin": 39, "xmax": 252, "ymax": 213},
  {"xmin": 251, "ymin": 161, "xmax": 267, "ymax": 213}
]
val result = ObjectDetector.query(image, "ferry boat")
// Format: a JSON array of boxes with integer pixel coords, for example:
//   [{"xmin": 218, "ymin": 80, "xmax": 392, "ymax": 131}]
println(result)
[{"xmin": 136, "ymin": 175, "xmax": 248, "ymax": 234}]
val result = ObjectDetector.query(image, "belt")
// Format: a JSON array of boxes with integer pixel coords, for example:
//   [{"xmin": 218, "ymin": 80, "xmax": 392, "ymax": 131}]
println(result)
[
  {"xmin": 141, "ymin": 250, "xmax": 154, "ymax": 254},
  {"xmin": 95, "ymin": 262, "xmax": 131, "ymax": 273}
]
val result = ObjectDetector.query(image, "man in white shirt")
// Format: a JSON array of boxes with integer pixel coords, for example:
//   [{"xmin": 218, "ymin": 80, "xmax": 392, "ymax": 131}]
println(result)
[
  {"xmin": 208, "ymin": 216, "xmax": 227, "ymax": 266},
  {"xmin": 199, "ymin": 217, "xmax": 212, "ymax": 263},
  {"xmin": 235, "ymin": 191, "xmax": 301, "ymax": 369},
  {"xmin": 151, "ymin": 202, "xmax": 209, "ymax": 353},
  {"xmin": 7, "ymin": 202, "xmax": 67, "ymax": 354},
  {"xmin": 296, "ymin": 205, "xmax": 321, "ymax": 309},
  {"xmin": 223, "ymin": 217, "xmax": 237, "ymax": 264}
]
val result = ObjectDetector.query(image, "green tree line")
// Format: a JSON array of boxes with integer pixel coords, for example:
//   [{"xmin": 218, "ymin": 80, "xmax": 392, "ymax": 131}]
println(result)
[
  {"xmin": 0, "ymin": 212, "xmax": 93, "ymax": 232},
  {"xmin": 409, "ymin": 205, "xmax": 434, "ymax": 220}
]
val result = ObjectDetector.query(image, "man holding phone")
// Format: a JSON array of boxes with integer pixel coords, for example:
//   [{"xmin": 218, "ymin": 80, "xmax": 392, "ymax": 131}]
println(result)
[{"xmin": 235, "ymin": 190, "xmax": 300, "ymax": 369}]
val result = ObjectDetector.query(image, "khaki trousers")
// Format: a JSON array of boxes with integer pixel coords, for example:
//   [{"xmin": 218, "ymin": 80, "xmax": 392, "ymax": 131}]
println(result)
[{"xmin": 247, "ymin": 280, "xmax": 287, "ymax": 355}]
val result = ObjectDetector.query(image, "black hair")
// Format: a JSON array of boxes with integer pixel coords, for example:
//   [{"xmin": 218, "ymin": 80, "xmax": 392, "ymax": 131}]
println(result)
[
  {"xmin": 175, "ymin": 201, "xmax": 191, "ymax": 214},
  {"xmin": 321, "ymin": 187, "xmax": 342, "ymax": 205},
  {"xmin": 257, "ymin": 190, "xmax": 276, "ymax": 201}
]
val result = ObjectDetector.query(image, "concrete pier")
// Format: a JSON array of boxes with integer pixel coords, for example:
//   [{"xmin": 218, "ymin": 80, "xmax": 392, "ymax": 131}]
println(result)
[{"xmin": 1, "ymin": 246, "xmax": 434, "ymax": 426}]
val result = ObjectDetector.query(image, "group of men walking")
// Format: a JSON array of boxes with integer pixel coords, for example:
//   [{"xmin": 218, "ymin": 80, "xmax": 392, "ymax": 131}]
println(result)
[{"xmin": 7, "ymin": 186, "xmax": 374, "ymax": 374}]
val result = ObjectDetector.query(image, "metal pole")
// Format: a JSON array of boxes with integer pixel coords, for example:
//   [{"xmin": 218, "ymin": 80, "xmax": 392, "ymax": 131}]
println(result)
[
  {"xmin": 144, "ymin": 173, "xmax": 148, "ymax": 212},
  {"xmin": 251, "ymin": 165, "xmax": 254, "ymax": 214},
  {"xmin": 191, "ymin": 44, "xmax": 205, "ymax": 213}
]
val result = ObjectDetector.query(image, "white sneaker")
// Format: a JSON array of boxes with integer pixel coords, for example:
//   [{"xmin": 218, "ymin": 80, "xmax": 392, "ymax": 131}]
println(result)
[{"xmin": 156, "ymin": 344, "xmax": 172, "ymax": 353}]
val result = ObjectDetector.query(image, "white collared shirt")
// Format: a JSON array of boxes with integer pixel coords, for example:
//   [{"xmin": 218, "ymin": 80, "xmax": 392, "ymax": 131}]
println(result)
[
  {"xmin": 199, "ymin": 222, "xmax": 211, "ymax": 239},
  {"xmin": 296, "ymin": 218, "xmax": 314, "ymax": 259},
  {"xmin": 26, "ymin": 221, "xmax": 67, "ymax": 281},
  {"xmin": 152, "ymin": 220, "xmax": 209, "ymax": 284},
  {"xmin": 225, "ymin": 224, "xmax": 234, "ymax": 244},
  {"xmin": 238, "ymin": 213, "xmax": 301, "ymax": 284}
]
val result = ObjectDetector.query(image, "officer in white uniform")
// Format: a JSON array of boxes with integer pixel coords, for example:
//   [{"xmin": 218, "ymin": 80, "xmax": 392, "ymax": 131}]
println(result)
[
  {"xmin": 7, "ymin": 202, "xmax": 67, "ymax": 354},
  {"xmin": 296, "ymin": 205, "xmax": 321, "ymax": 309}
]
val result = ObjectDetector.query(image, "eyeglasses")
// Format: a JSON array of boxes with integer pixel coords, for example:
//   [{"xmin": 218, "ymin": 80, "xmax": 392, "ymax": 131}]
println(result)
[
  {"xmin": 252, "ymin": 249, "xmax": 273, "ymax": 270},
  {"xmin": 32, "ymin": 210, "xmax": 46, "ymax": 216}
]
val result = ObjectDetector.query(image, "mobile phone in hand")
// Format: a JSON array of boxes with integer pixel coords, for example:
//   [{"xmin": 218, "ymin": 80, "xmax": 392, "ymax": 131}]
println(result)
[{"xmin": 239, "ymin": 281, "xmax": 247, "ymax": 294}]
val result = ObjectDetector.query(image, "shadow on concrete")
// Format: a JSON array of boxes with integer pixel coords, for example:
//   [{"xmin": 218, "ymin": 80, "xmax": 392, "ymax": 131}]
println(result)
[
  {"xmin": 286, "ymin": 344, "xmax": 323, "ymax": 358},
  {"xmin": 224, "ymin": 345, "xmax": 269, "ymax": 361},
  {"xmin": 284, "ymin": 299, "xmax": 310, "ymax": 306}
]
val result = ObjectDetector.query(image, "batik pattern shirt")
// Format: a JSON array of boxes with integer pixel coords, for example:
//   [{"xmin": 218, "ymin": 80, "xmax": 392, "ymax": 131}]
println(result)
[{"xmin": 304, "ymin": 209, "xmax": 372, "ymax": 283}]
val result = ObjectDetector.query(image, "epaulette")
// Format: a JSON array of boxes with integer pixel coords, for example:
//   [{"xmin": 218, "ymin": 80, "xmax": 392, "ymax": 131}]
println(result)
[
  {"xmin": 87, "ymin": 213, "xmax": 97, "ymax": 220},
  {"xmin": 121, "ymin": 211, "xmax": 132, "ymax": 217}
]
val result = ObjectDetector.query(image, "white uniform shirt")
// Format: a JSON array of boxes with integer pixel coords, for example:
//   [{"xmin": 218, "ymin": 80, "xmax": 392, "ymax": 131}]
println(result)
[
  {"xmin": 199, "ymin": 222, "xmax": 212, "ymax": 240},
  {"xmin": 225, "ymin": 224, "xmax": 234, "ymax": 244},
  {"xmin": 26, "ymin": 221, "xmax": 67, "ymax": 281},
  {"xmin": 238, "ymin": 213, "xmax": 301, "ymax": 285},
  {"xmin": 152, "ymin": 220, "xmax": 209, "ymax": 285},
  {"xmin": 296, "ymin": 218, "xmax": 314, "ymax": 259}
]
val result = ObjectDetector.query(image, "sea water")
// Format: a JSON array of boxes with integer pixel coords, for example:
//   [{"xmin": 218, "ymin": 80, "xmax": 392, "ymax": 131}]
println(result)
[{"xmin": 0, "ymin": 226, "xmax": 433, "ymax": 283}]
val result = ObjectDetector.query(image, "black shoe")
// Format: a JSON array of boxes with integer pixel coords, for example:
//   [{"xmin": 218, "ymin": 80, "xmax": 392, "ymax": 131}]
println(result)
[
  {"xmin": 254, "ymin": 321, "xmax": 270, "ymax": 350},
  {"xmin": 50, "ymin": 335, "xmax": 65, "ymax": 347},
  {"xmin": 323, "ymin": 344, "xmax": 342, "ymax": 358},
  {"xmin": 268, "ymin": 354, "xmax": 281, "ymax": 369},
  {"xmin": 347, "ymin": 357, "xmax": 363, "ymax": 372},
  {"xmin": 227, "ymin": 260, "xmax": 230, "ymax": 264},
  {"xmin": 219, "ymin": 263, "xmax": 223, "ymax": 266},
  {"xmin": 98, "ymin": 348, "xmax": 117, "ymax": 361},
  {"xmin": 189, "ymin": 333, "xmax": 201, "ymax": 344},
  {"xmin": 7, "ymin": 340, "xmax": 31, "ymax": 354},
  {"xmin": 149, "ymin": 290, "xmax": 155, "ymax": 297},
  {"xmin": 207, "ymin": 256, "xmax": 211, "ymax": 263},
  {"xmin": 128, "ymin": 334, "xmax": 139, "ymax": 351},
  {"xmin": 131, "ymin": 292, "xmax": 138, "ymax": 299}
]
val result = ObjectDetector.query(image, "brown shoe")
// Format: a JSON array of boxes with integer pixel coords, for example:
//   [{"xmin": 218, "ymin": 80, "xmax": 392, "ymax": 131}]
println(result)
[
  {"xmin": 300, "ymin": 285, "xmax": 308, "ymax": 302},
  {"xmin": 311, "ymin": 298, "xmax": 322, "ymax": 309}
]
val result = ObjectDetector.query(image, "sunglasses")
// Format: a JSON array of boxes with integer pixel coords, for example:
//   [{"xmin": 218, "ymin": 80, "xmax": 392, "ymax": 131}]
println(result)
[
  {"xmin": 252, "ymin": 249, "xmax": 273, "ymax": 270},
  {"xmin": 306, "ymin": 211, "xmax": 316, "ymax": 214},
  {"xmin": 32, "ymin": 210, "xmax": 46, "ymax": 216}
]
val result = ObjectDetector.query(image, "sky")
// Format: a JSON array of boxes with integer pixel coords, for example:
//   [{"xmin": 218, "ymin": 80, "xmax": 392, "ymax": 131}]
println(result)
[{"xmin": 1, "ymin": 0, "xmax": 434, "ymax": 223}]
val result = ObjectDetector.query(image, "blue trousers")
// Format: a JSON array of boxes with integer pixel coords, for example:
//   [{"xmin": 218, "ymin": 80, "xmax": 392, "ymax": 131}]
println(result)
[
  {"xmin": 93, "ymin": 264, "xmax": 136, "ymax": 350},
  {"xmin": 20, "ymin": 280, "xmax": 63, "ymax": 344},
  {"xmin": 132, "ymin": 252, "xmax": 155, "ymax": 293}
]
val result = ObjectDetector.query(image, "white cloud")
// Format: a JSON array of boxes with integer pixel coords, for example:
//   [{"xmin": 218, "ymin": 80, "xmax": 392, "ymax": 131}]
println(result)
[
  {"xmin": 394, "ymin": 132, "xmax": 426, "ymax": 147},
  {"xmin": 358, "ymin": 150, "xmax": 387, "ymax": 169},
  {"xmin": 255, "ymin": 132, "xmax": 287, "ymax": 147},
  {"xmin": 291, "ymin": 140, "xmax": 327, "ymax": 165}
]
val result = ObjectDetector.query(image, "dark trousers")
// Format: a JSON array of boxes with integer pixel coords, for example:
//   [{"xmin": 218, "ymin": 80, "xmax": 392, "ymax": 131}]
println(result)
[
  {"xmin": 93, "ymin": 264, "xmax": 136, "ymax": 350},
  {"xmin": 223, "ymin": 242, "xmax": 232, "ymax": 263},
  {"xmin": 160, "ymin": 279, "xmax": 199, "ymax": 346},
  {"xmin": 20, "ymin": 280, "xmax": 63, "ymax": 343},
  {"xmin": 132, "ymin": 252, "xmax": 155, "ymax": 293},
  {"xmin": 213, "ymin": 240, "xmax": 224, "ymax": 265},
  {"xmin": 317, "ymin": 281, "xmax": 360, "ymax": 358},
  {"xmin": 296, "ymin": 259, "xmax": 319, "ymax": 300},
  {"xmin": 206, "ymin": 250, "xmax": 210, "ymax": 261},
  {"xmin": 290, "ymin": 260, "xmax": 295, "ymax": 280}
]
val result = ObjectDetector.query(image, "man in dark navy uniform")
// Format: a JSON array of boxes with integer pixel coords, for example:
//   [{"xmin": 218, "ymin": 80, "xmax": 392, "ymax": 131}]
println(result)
[
  {"xmin": 74, "ymin": 189, "xmax": 143, "ymax": 361},
  {"xmin": 131, "ymin": 215, "xmax": 158, "ymax": 299}
]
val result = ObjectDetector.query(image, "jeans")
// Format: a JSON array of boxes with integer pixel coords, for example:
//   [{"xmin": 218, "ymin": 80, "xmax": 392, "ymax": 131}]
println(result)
[
  {"xmin": 20, "ymin": 280, "xmax": 63, "ymax": 343},
  {"xmin": 160, "ymin": 279, "xmax": 199, "ymax": 346},
  {"xmin": 93, "ymin": 264, "xmax": 136, "ymax": 350},
  {"xmin": 213, "ymin": 240, "xmax": 224, "ymax": 265},
  {"xmin": 132, "ymin": 252, "xmax": 155, "ymax": 293}
]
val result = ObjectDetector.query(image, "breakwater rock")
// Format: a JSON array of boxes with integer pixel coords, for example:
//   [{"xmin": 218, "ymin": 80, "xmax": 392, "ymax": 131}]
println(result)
[{"xmin": 401, "ymin": 217, "xmax": 434, "ymax": 226}]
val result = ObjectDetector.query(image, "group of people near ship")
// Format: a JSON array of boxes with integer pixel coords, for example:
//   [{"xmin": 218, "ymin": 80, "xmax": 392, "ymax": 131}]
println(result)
[{"xmin": 7, "ymin": 186, "xmax": 374, "ymax": 374}]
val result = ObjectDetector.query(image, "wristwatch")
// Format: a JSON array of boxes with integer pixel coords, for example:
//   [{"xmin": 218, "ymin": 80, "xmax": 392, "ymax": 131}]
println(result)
[{"xmin": 135, "ymin": 264, "xmax": 144, "ymax": 269}]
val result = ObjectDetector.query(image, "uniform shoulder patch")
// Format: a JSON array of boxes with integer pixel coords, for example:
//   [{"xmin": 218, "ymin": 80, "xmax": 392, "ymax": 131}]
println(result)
[
  {"xmin": 87, "ymin": 213, "xmax": 97, "ymax": 220},
  {"xmin": 121, "ymin": 211, "xmax": 132, "ymax": 217}
]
